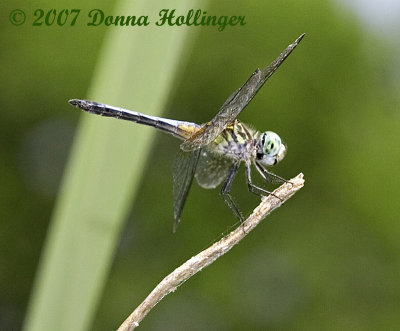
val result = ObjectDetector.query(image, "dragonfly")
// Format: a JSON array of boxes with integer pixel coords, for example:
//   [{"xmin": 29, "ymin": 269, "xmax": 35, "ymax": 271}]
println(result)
[{"xmin": 69, "ymin": 33, "xmax": 305, "ymax": 232}]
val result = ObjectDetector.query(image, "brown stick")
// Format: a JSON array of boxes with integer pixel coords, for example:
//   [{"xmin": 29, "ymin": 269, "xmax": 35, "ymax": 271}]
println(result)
[{"xmin": 118, "ymin": 173, "xmax": 305, "ymax": 331}]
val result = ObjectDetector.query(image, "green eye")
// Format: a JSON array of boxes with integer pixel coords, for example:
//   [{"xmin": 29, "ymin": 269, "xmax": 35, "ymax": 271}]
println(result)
[{"xmin": 262, "ymin": 131, "xmax": 282, "ymax": 156}]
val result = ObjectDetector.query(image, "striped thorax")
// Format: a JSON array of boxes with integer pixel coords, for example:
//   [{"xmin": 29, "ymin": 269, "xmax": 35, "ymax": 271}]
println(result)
[
  {"xmin": 211, "ymin": 120, "xmax": 256, "ymax": 161},
  {"xmin": 211, "ymin": 119, "xmax": 286, "ymax": 167}
]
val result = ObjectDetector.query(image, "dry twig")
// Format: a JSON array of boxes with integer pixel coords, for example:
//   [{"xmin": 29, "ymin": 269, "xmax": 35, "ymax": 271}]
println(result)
[{"xmin": 118, "ymin": 173, "xmax": 305, "ymax": 330}]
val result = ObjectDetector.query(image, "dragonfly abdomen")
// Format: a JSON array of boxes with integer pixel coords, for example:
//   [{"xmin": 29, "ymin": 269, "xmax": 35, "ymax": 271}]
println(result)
[{"xmin": 69, "ymin": 99, "xmax": 200, "ymax": 139}]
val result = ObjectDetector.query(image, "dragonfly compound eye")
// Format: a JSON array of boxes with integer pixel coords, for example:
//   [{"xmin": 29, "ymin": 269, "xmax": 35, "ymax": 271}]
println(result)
[{"xmin": 262, "ymin": 131, "xmax": 282, "ymax": 156}]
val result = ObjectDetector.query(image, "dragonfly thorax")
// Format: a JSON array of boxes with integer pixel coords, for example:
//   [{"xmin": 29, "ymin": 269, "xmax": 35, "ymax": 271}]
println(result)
[{"xmin": 211, "ymin": 121, "xmax": 257, "ymax": 161}]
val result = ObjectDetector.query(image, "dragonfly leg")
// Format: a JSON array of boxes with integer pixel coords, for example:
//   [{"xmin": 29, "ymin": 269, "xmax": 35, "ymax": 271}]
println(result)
[
  {"xmin": 246, "ymin": 164, "xmax": 282, "ymax": 201},
  {"xmin": 255, "ymin": 162, "xmax": 292, "ymax": 185},
  {"xmin": 221, "ymin": 161, "xmax": 244, "ymax": 223}
]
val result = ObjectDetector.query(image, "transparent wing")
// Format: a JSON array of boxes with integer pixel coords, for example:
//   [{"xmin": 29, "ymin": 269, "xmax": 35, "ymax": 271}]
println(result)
[
  {"xmin": 180, "ymin": 33, "xmax": 305, "ymax": 152},
  {"xmin": 172, "ymin": 149, "xmax": 200, "ymax": 232},
  {"xmin": 195, "ymin": 149, "xmax": 235, "ymax": 189}
]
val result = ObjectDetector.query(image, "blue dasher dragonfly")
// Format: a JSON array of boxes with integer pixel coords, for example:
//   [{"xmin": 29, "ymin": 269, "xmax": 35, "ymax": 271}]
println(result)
[{"xmin": 69, "ymin": 34, "xmax": 304, "ymax": 232}]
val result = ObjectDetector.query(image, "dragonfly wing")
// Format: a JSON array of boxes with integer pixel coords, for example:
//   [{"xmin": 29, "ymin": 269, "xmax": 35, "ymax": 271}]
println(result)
[
  {"xmin": 195, "ymin": 149, "xmax": 235, "ymax": 189},
  {"xmin": 180, "ymin": 33, "xmax": 305, "ymax": 152},
  {"xmin": 172, "ymin": 149, "xmax": 201, "ymax": 232}
]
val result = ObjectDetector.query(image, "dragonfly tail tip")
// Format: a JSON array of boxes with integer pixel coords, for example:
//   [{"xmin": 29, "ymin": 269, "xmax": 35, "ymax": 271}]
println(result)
[
  {"xmin": 68, "ymin": 99, "xmax": 92, "ymax": 112},
  {"xmin": 68, "ymin": 99, "xmax": 82, "ymax": 107},
  {"xmin": 296, "ymin": 33, "xmax": 306, "ymax": 44}
]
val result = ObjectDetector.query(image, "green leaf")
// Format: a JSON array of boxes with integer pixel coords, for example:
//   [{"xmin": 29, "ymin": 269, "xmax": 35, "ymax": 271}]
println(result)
[{"xmin": 23, "ymin": 1, "xmax": 204, "ymax": 330}]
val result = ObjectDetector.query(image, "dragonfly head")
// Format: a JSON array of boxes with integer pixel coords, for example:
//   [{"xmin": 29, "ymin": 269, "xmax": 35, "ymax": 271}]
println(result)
[{"xmin": 257, "ymin": 131, "xmax": 287, "ymax": 166}]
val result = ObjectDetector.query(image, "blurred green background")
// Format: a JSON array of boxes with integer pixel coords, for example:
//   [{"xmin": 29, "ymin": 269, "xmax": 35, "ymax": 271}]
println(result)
[{"xmin": 1, "ymin": 0, "xmax": 400, "ymax": 330}]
